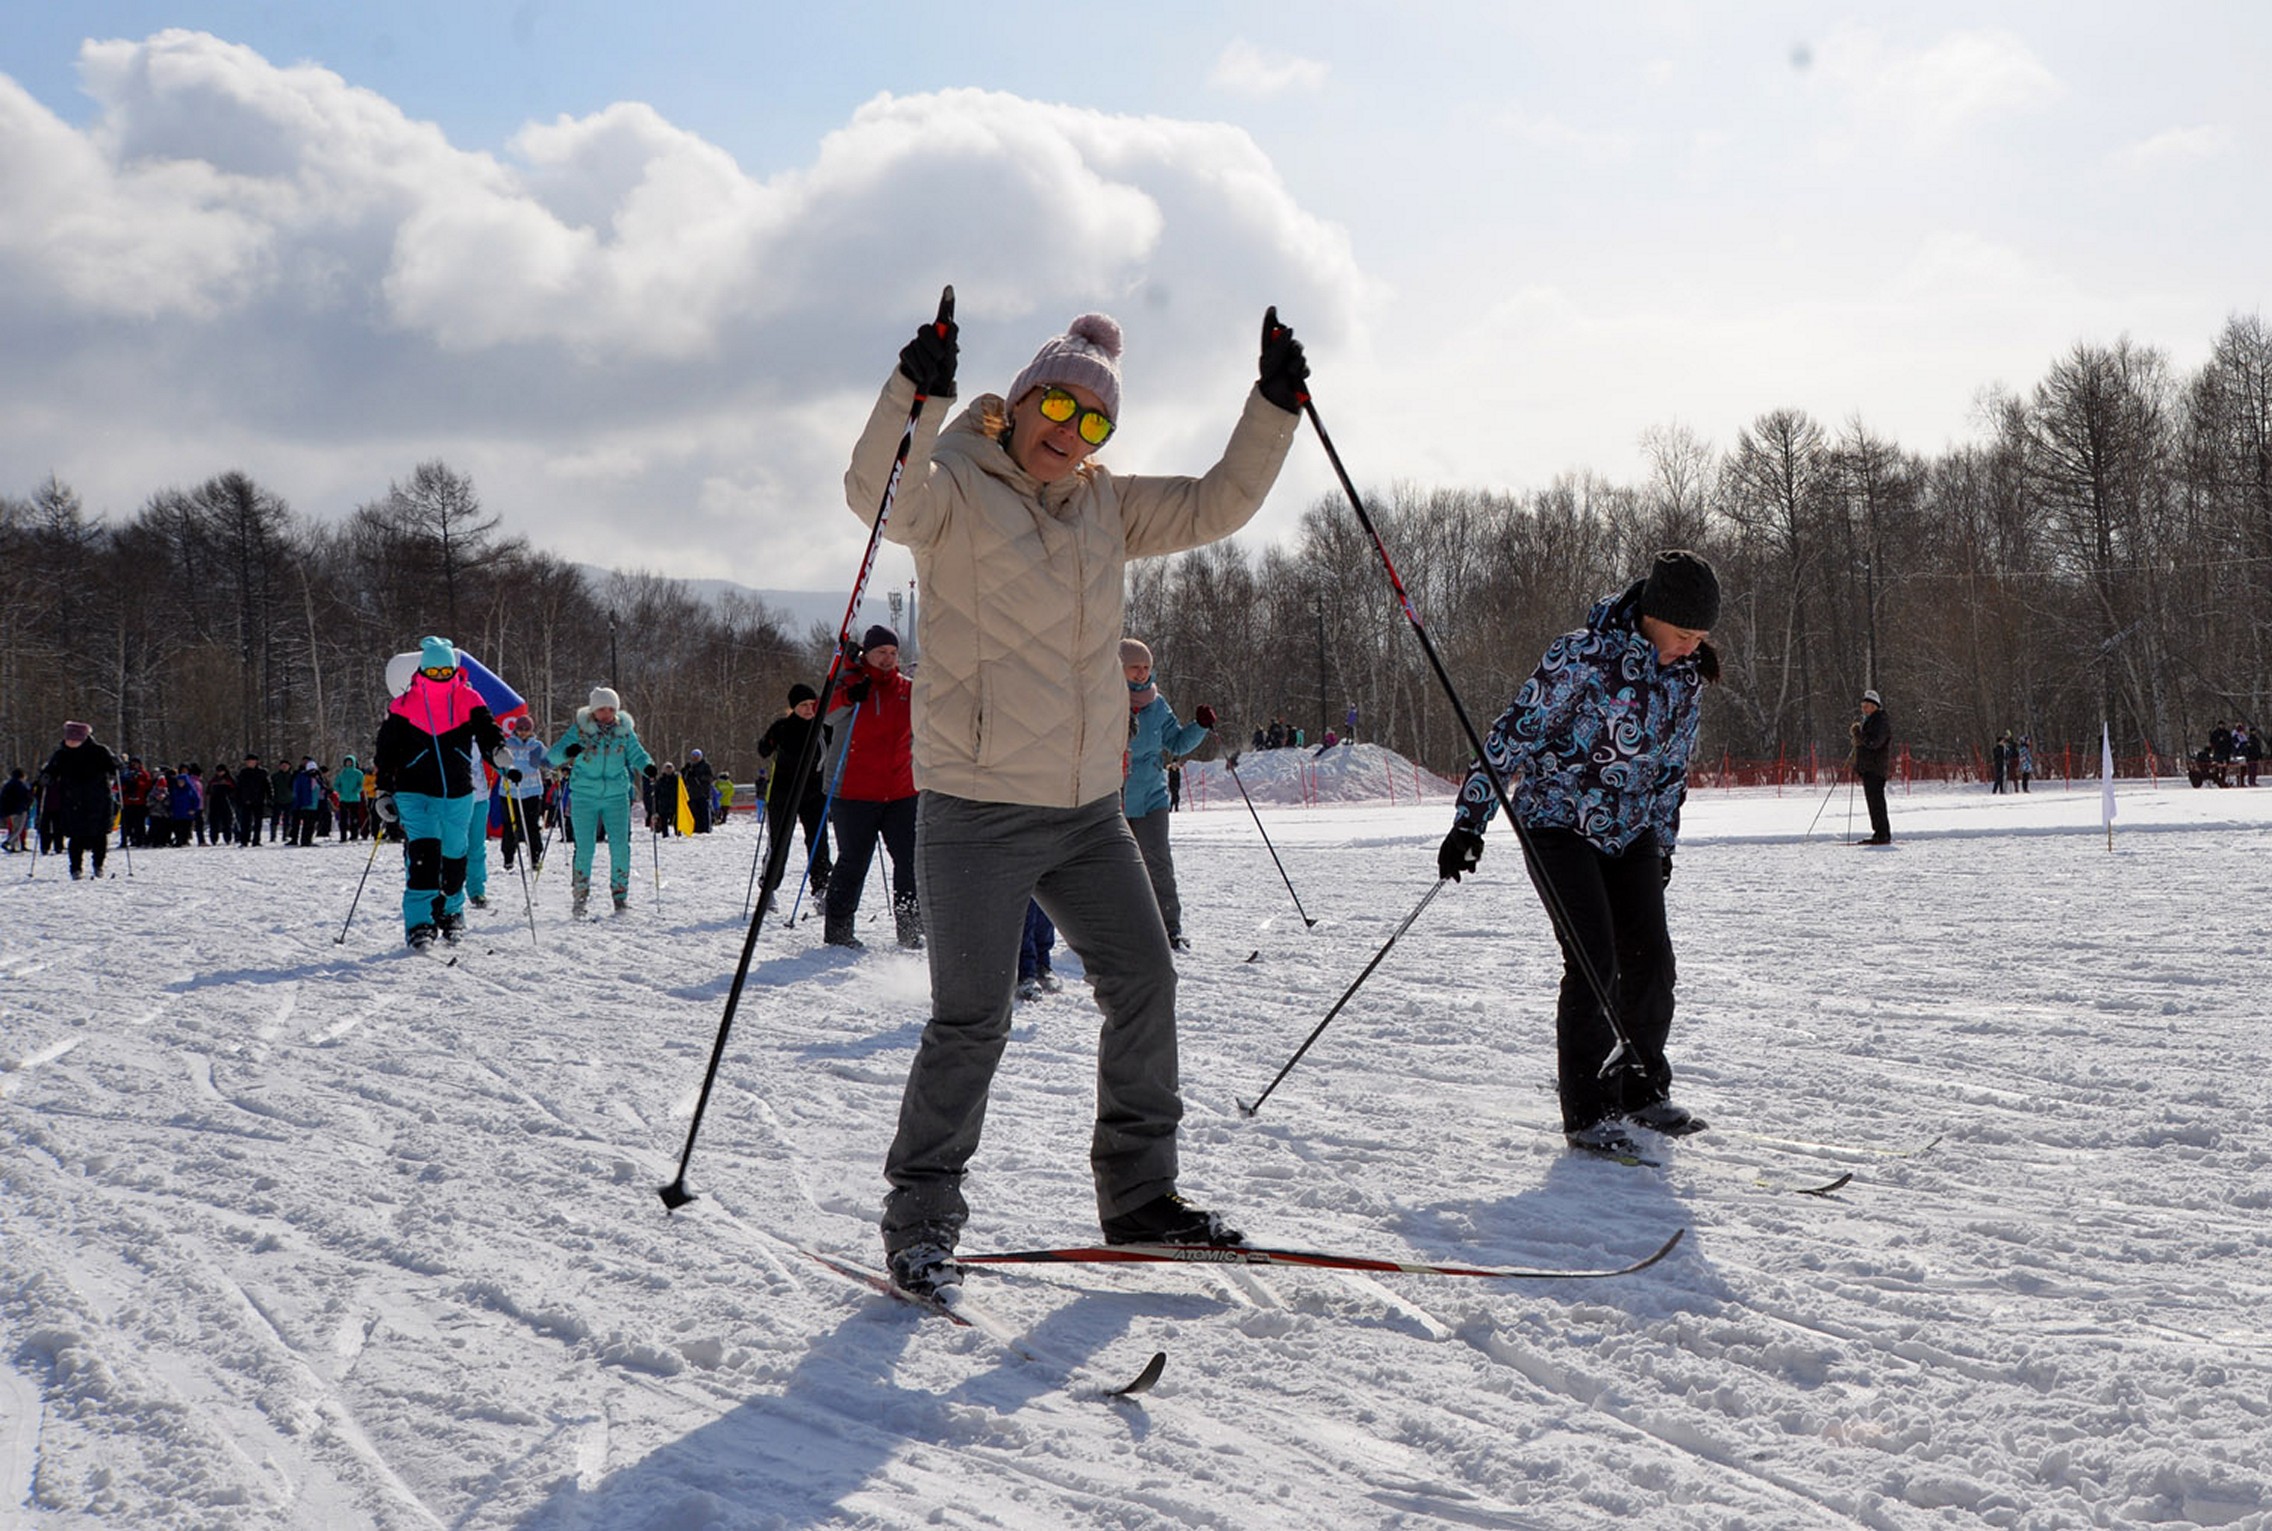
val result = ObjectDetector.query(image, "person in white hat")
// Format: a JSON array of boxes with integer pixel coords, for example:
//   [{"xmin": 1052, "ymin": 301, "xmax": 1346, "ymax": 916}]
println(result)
[
  {"xmin": 1851, "ymin": 690, "xmax": 1893, "ymax": 845},
  {"xmin": 547, "ymin": 686, "xmax": 654, "ymax": 915}
]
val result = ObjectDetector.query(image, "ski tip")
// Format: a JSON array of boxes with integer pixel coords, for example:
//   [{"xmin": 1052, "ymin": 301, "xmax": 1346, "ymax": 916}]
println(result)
[
  {"xmin": 1796, "ymin": 1171, "xmax": 1856, "ymax": 1197},
  {"xmin": 1110, "ymin": 1350, "xmax": 1168, "ymax": 1399},
  {"xmin": 1638, "ymin": 1228, "xmax": 1686, "ymax": 1269},
  {"xmin": 1244, "ymin": 949, "xmax": 1262, "ymax": 963}
]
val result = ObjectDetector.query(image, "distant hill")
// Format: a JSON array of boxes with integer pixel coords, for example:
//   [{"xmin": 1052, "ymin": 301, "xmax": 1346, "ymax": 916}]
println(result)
[{"xmin": 576, "ymin": 565, "xmax": 893, "ymax": 640}]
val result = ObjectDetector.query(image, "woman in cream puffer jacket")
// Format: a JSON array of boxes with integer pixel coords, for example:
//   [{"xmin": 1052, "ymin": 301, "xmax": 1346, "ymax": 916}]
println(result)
[{"xmin": 844, "ymin": 300, "xmax": 1310, "ymax": 1294}]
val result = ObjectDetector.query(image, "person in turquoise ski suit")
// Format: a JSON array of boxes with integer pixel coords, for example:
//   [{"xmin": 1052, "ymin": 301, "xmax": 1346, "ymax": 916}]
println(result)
[
  {"xmin": 372, "ymin": 636, "xmax": 506, "ymax": 947},
  {"xmin": 548, "ymin": 685, "xmax": 653, "ymax": 913},
  {"xmin": 461, "ymin": 756, "xmax": 493, "ymax": 905},
  {"xmin": 1119, "ymin": 637, "xmax": 1214, "ymax": 949}
]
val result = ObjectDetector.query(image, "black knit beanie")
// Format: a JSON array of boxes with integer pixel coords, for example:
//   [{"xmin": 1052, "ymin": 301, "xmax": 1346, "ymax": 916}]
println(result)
[
  {"xmin": 860, "ymin": 624, "xmax": 900, "ymax": 651},
  {"xmin": 1638, "ymin": 550, "xmax": 1721, "ymax": 631},
  {"xmin": 788, "ymin": 683, "xmax": 818, "ymax": 706}
]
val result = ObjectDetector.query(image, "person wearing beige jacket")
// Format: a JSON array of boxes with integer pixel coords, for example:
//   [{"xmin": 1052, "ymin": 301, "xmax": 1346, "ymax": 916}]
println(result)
[{"xmin": 846, "ymin": 303, "xmax": 1310, "ymax": 1297}]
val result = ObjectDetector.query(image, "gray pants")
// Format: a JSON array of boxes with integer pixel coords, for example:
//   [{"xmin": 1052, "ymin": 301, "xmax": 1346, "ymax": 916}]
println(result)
[
  {"xmin": 882, "ymin": 791, "xmax": 1181, "ymax": 1253},
  {"xmin": 1125, "ymin": 807, "xmax": 1182, "ymax": 940}
]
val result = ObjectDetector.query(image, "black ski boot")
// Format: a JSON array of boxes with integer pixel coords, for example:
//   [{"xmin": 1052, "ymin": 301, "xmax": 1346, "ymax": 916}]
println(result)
[
  {"xmin": 437, "ymin": 910, "xmax": 465, "ymax": 945},
  {"xmin": 406, "ymin": 924, "xmax": 439, "ymax": 952},
  {"xmin": 1102, "ymin": 1192, "xmax": 1244, "ymax": 1247},
  {"xmin": 894, "ymin": 891, "xmax": 924, "ymax": 950},
  {"xmin": 887, "ymin": 1240, "xmax": 962, "ymax": 1301},
  {"xmin": 1627, "ymin": 1099, "xmax": 1709, "ymax": 1137},
  {"xmin": 823, "ymin": 906, "xmax": 864, "ymax": 950}
]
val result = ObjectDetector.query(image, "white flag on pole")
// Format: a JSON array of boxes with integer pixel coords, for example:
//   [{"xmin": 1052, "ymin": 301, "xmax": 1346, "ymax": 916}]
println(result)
[{"xmin": 2100, "ymin": 722, "xmax": 2117, "ymax": 829}]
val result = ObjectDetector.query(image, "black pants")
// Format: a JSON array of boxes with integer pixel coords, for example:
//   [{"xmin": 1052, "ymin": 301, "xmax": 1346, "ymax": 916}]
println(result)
[
  {"xmin": 768, "ymin": 789, "xmax": 832, "ymax": 890},
  {"xmin": 1860, "ymin": 772, "xmax": 1891, "ymax": 842},
  {"xmin": 237, "ymin": 805, "xmax": 264, "ymax": 845},
  {"xmin": 499, "ymin": 795, "xmax": 544, "ymax": 867},
  {"xmin": 1524, "ymin": 828, "xmax": 1677, "ymax": 1133},
  {"xmin": 66, "ymin": 832, "xmax": 107, "ymax": 878},
  {"xmin": 825, "ymin": 795, "xmax": 917, "ymax": 921}
]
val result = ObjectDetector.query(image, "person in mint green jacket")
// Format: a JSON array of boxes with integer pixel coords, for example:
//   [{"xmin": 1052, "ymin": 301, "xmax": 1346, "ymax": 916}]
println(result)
[
  {"xmin": 548, "ymin": 686, "xmax": 653, "ymax": 915},
  {"xmin": 333, "ymin": 756, "xmax": 367, "ymax": 841}
]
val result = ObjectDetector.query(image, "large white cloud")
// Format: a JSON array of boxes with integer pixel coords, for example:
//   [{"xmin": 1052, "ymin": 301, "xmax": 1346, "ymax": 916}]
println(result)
[{"xmin": 0, "ymin": 32, "xmax": 1363, "ymax": 586}]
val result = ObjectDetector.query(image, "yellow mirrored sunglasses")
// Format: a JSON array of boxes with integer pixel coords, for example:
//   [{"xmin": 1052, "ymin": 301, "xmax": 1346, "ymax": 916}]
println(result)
[{"xmin": 1036, "ymin": 386, "xmax": 1115, "ymax": 447}]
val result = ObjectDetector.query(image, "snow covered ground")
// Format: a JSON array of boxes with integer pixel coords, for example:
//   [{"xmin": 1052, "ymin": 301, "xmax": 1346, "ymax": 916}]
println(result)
[{"xmin": 4, "ymin": 768, "xmax": 2269, "ymax": 1530}]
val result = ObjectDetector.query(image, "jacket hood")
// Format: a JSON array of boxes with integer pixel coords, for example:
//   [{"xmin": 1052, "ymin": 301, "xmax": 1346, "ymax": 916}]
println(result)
[
  {"xmin": 938, "ymin": 395, "xmax": 1096, "ymax": 509},
  {"xmin": 1589, "ymin": 580, "xmax": 1648, "ymax": 636}
]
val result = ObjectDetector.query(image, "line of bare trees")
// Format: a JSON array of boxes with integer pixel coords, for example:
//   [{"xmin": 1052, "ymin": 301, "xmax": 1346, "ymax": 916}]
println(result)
[
  {"xmin": 8, "ymin": 315, "xmax": 2267, "ymax": 784},
  {"xmin": 0, "ymin": 461, "xmax": 816, "ymax": 780},
  {"xmin": 1130, "ymin": 315, "xmax": 2272, "ymax": 778}
]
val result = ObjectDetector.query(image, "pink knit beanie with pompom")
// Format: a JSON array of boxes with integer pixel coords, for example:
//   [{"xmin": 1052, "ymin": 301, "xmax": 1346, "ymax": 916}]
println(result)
[{"xmin": 1007, "ymin": 313, "xmax": 1123, "ymax": 421}]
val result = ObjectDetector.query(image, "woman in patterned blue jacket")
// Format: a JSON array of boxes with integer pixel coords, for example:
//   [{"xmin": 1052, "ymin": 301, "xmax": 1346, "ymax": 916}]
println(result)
[{"xmin": 1437, "ymin": 551, "xmax": 1721, "ymax": 1159}]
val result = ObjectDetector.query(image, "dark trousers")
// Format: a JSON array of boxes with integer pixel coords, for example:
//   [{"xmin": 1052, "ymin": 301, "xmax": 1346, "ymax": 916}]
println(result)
[
  {"xmin": 66, "ymin": 832, "xmax": 108, "ymax": 878},
  {"xmin": 825, "ymin": 795, "xmax": 918, "ymax": 920},
  {"xmin": 500, "ymin": 795, "xmax": 544, "ymax": 868},
  {"xmin": 1525, "ymin": 828, "xmax": 1677, "ymax": 1133},
  {"xmin": 237, "ymin": 804, "xmax": 265, "ymax": 845},
  {"xmin": 1861, "ymin": 772, "xmax": 1891, "ymax": 842},
  {"xmin": 883, "ymin": 793, "xmax": 1181, "ymax": 1252},
  {"xmin": 767, "ymin": 789, "xmax": 832, "ymax": 891}
]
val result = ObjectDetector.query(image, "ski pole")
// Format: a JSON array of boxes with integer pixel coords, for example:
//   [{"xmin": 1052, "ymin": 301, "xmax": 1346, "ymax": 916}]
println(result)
[
  {"xmin": 1238, "ymin": 877, "xmax": 1446, "ymax": 1116},
  {"xmin": 789, "ymin": 723, "xmax": 857, "ymax": 928},
  {"xmin": 1802, "ymin": 773, "xmax": 1840, "ymax": 837},
  {"xmin": 741, "ymin": 767, "xmax": 776, "ymax": 918},
  {"xmin": 650, "ymin": 786, "xmax": 663, "ymax": 910},
  {"xmin": 1221, "ymin": 748, "xmax": 1315, "ymax": 927},
  {"xmin": 1295, "ymin": 366, "xmax": 1640, "ymax": 1078},
  {"xmin": 506, "ymin": 792, "xmax": 539, "ymax": 946},
  {"xmin": 335, "ymin": 827, "xmax": 388, "ymax": 944},
  {"xmin": 661, "ymin": 284, "xmax": 951, "ymax": 1213}
]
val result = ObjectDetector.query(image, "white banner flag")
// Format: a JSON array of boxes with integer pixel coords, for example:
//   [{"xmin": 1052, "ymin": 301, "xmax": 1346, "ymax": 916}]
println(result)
[{"xmin": 2100, "ymin": 722, "xmax": 2117, "ymax": 832}]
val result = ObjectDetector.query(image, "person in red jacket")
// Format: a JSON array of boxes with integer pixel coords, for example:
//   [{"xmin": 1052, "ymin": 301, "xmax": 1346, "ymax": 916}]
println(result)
[{"xmin": 821, "ymin": 623, "xmax": 920, "ymax": 950}]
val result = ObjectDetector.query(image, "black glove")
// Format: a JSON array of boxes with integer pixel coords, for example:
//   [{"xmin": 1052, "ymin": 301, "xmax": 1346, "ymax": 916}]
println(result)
[
  {"xmin": 1438, "ymin": 827, "xmax": 1483, "ymax": 882},
  {"xmin": 1194, "ymin": 704, "xmax": 1218, "ymax": 730},
  {"xmin": 643, "ymin": 764, "xmax": 658, "ymax": 780},
  {"xmin": 1660, "ymin": 854, "xmax": 1674, "ymax": 889},
  {"xmin": 1258, "ymin": 305, "xmax": 1309, "ymax": 412},
  {"xmin": 563, "ymin": 742, "xmax": 583, "ymax": 759},
  {"xmin": 506, "ymin": 768, "xmax": 523, "ymax": 784},
  {"xmin": 374, "ymin": 792, "xmax": 399, "ymax": 826},
  {"xmin": 846, "ymin": 679, "xmax": 872, "ymax": 706},
  {"xmin": 897, "ymin": 285, "xmax": 958, "ymax": 397}
]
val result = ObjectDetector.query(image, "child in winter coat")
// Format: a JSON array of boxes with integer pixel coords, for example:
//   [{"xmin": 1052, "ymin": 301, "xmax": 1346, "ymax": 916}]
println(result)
[{"xmin": 1118, "ymin": 637, "xmax": 1214, "ymax": 950}]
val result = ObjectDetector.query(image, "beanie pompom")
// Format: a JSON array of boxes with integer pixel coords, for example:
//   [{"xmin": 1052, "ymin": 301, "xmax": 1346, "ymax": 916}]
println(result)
[{"xmin": 1067, "ymin": 312, "xmax": 1123, "ymax": 361}]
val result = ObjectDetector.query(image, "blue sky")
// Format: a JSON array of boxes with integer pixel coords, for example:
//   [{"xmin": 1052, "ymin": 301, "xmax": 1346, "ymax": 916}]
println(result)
[{"xmin": 3, "ymin": 4, "xmax": 2266, "ymax": 590}]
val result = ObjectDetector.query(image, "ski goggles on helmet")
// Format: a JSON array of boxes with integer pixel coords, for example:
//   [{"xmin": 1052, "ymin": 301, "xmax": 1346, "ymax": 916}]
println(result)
[{"xmin": 1036, "ymin": 386, "xmax": 1115, "ymax": 447}]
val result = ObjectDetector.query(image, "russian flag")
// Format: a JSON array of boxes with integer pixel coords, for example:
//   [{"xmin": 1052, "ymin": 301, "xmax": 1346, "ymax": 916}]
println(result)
[
  {"xmin": 385, "ymin": 647, "xmax": 529, "ymax": 726},
  {"xmin": 454, "ymin": 650, "xmax": 528, "ymax": 726}
]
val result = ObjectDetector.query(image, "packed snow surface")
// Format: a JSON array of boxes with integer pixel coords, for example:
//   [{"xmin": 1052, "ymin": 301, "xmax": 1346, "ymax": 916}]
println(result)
[{"xmin": 4, "ymin": 770, "xmax": 2269, "ymax": 1529}]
